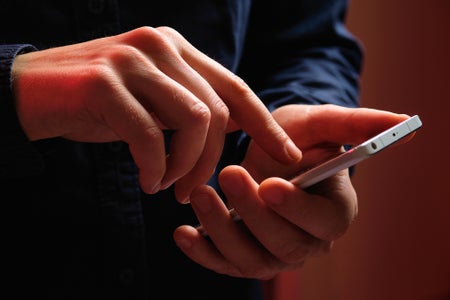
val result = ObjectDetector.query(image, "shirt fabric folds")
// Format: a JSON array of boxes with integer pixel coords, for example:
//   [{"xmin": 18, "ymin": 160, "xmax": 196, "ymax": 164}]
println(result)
[{"xmin": 0, "ymin": 1, "xmax": 362, "ymax": 299}]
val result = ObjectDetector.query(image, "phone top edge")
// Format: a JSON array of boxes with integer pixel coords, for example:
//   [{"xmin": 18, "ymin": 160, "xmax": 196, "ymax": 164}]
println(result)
[
  {"xmin": 359, "ymin": 115, "xmax": 422, "ymax": 154},
  {"xmin": 407, "ymin": 115, "xmax": 423, "ymax": 130},
  {"xmin": 290, "ymin": 115, "xmax": 422, "ymax": 189}
]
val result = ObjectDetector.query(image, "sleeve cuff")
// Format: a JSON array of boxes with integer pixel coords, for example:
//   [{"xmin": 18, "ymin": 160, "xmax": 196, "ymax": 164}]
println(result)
[{"xmin": 0, "ymin": 44, "xmax": 45, "ymax": 178}]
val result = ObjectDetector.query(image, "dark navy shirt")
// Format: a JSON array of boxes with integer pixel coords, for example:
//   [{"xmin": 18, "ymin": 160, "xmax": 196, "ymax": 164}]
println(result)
[{"xmin": 0, "ymin": 1, "xmax": 362, "ymax": 299}]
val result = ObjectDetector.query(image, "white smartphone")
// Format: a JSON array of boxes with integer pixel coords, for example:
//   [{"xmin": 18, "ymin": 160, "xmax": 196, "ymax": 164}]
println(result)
[
  {"xmin": 197, "ymin": 115, "xmax": 422, "ymax": 235},
  {"xmin": 290, "ymin": 114, "xmax": 422, "ymax": 188}
]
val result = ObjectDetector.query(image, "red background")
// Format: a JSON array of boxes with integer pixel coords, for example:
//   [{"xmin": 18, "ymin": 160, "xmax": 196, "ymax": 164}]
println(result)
[{"xmin": 269, "ymin": 0, "xmax": 450, "ymax": 299}]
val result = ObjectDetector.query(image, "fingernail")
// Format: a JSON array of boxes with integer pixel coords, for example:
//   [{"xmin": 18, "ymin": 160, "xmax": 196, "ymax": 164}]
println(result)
[
  {"xmin": 175, "ymin": 237, "xmax": 192, "ymax": 250},
  {"xmin": 260, "ymin": 186, "xmax": 285, "ymax": 205},
  {"xmin": 179, "ymin": 196, "xmax": 190, "ymax": 204},
  {"xmin": 160, "ymin": 178, "xmax": 175, "ymax": 190},
  {"xmin": 150, "ymin": 182, "xmax": 161, "ymax": 194},
  {"xmin": 285, "ymin": 139, "xmax": 302, "ymax": 162}
]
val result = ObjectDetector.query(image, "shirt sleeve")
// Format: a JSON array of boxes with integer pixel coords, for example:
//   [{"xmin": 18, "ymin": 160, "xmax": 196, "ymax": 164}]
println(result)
[
  {"xmin": 238, "ymin": 0, "xmax": 363, "ymax": 111},
  {"xmin": 0, "ymin": 44, "xmax": 45, "ymax": 178}
]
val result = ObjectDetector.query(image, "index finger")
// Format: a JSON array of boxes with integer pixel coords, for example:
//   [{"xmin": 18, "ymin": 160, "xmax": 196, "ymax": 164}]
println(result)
[{"xmin": 159, "ymin": 27, "xmax": 302, "ymax": 164}]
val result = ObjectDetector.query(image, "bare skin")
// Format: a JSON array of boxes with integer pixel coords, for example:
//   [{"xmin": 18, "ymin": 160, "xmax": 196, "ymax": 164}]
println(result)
[
  {"xmin": 11, "ymin": 26, "xmax": 302, "ymax": 202},
  {"xmin": 174, "ymin": 104, "xmax": 413, "ymax": 279},
  {"xmin": 10, "ymin": 26, "xmax": 415, "ymax": 279}
]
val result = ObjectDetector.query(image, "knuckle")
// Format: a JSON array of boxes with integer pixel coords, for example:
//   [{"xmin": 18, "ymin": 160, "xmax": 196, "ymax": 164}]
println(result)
[
  {"xmin": 110, "ymin": 44, "xmax": 146, "ymax": 65},
  {"xmin": 209, "ymin": 97, "xmax": 230, "ymax": 129},
  {"xmin": 155, "ymin": 26, "xmax": 181, "ymax": 39},
  {"xmin": 144, "ymin": 124, "xmax": 164, "ymax": 142},
  {"xmin": 189, "ymin": 101, "xmax": 211, "ymax": 125},
  {"xmin": 170, "ymin": 90, "xmax": 211, "ymax": 128},
  {"xmin": 225, "ymin": 72, "xmax": 254, "ymax": 99},
  {"xmin": 154, "ymin": 26, "xmax": 188, "ymax": 54},
  {"xmin": 125, "ymin": 26, "xmax": 176, "ymax": 55},
  {"xmin": 128, "ymin": 26, "xmax": 163, "ymax": 43},
  {"xmin": 82, "ymin": 63, "xmax": 116, "ymax": 91},
  {"xmin": 322, "ymin": 210, "xmax": 356, "ymax": 241},
  {"xmin": 91, "ymin": 44, "xmax": 144, "ymax": 72},
  {"xmin": 155, "ymin": 26, "xmax": 188, "ymax": 47}
]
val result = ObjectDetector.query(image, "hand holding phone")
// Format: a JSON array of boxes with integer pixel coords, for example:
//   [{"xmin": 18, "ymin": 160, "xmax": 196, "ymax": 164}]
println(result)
[
  {"xmin": 290, "ymin": 114, "xmax": 422, "ymax": 188},
  {"xmin": 197, "ymin": 115, "xmax": 422, "ymax": 235}
]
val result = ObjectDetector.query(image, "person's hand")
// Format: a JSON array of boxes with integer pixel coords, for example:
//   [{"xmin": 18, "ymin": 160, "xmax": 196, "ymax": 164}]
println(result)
[
  {"xmin": 11, "ymin": 26, "xmax": 301, "ymax": 201},
  {"xmin": 173, "ymin": 104, "xmax": 412, "ymax": 278}
]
